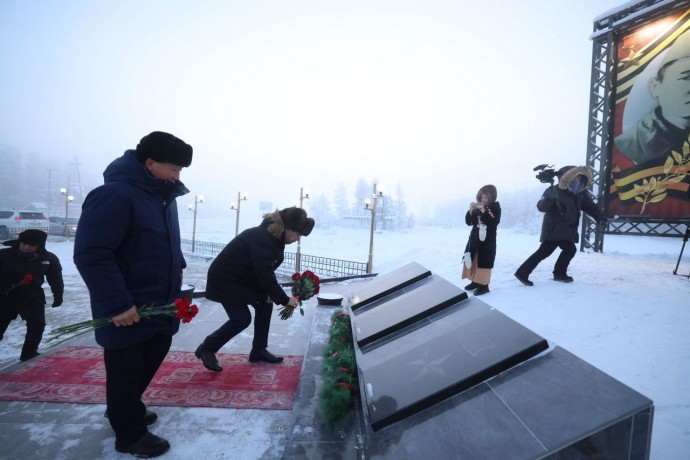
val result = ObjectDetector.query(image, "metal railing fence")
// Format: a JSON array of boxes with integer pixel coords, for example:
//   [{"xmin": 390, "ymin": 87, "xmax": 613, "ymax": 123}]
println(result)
[{"xmin": 181, "ymin": 239, "xmax": 368, "ymax": 278}]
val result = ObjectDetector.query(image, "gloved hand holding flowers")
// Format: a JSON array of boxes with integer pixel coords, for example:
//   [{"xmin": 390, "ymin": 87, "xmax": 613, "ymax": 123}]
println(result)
[{"xmin": 278, "ymin": 270, "xmax": 320, "ymax": 320}]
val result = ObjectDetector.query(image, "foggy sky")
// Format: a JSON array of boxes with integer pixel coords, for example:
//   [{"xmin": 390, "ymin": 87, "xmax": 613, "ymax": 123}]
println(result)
[{"xmin": 0, "ymin": 0, "xmax": 628, "ymax": 218}]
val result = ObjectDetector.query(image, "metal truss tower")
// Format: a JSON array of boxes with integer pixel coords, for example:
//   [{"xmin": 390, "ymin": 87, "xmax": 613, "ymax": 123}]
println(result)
[{"xmin": 583, "ymin": 0, "xmax": 690, "ymax": 252}]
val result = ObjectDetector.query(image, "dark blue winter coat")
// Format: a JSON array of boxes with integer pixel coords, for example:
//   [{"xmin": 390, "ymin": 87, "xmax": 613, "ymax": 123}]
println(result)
[{"xmin": 74, "ymin": 150, "xmax": 188, "ymax": 349}]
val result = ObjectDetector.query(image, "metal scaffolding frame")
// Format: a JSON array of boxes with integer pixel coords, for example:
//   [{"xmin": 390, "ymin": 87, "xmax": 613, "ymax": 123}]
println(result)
[{"xmin": 583, "ymin": 0, "xmax": 690, "ymax": 252}]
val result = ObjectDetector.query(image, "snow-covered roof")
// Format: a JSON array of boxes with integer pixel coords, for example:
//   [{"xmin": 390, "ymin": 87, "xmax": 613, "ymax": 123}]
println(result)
[{"xmin": 591, "ymin": 0, "xmax": 690, "ymax": 39}]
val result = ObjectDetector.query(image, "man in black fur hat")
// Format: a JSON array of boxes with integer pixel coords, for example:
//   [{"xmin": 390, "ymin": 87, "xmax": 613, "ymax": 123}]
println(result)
[
  {"xmin": 195, "ymin": 206, "xmax": 315, "ymax": 372},
  {"xmin": 74, "ymin": 131, "xmax": 192, "ymax": 458},
  {"xmin": 0, "ymin": 229, "xmax": 63, "ymax": 361}
]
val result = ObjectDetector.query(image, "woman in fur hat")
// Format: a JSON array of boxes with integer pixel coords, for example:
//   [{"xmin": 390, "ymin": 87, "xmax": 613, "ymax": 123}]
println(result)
[
  {"xmin": 195, "ymin": 206, "xmax": 315, "ymax": 372},
  {"xmin": 461, "ymin": 185, "xmax": 501, "ymax": 296},
  {"xmin": 515, "ymin": 166, "xmax": 607, "ymax": 285}
]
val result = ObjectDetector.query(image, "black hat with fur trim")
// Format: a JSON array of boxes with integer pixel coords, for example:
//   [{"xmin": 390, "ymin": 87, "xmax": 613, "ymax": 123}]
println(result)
[
  {"xmin": 19, "ymin": 229, "xmax": 47, "ymax": 247},
  {"xmin": 135, "ymin": 131, "xmax": 193, "ymax": 167},
  {"xmin": 279, "ymin": 207, "xmax": 315, "ymax": 236}
]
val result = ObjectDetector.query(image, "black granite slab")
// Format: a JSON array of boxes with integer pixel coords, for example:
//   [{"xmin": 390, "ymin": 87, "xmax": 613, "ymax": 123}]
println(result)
[
  {"xmin": 354, "ymin": 345, "xmax": 653, "ymax": 459},
  {"xmin": 488, "ymin": 346, "xmax": 654, "ymax": 459},
  {"xmin": 357, "ymin": 298, "xmax": 549, "ymax": 431},
  {"xmin": 350, "ymin": 262, "xmax": 431, "ymax": 311},
  {"xmin": 352, "ymin": 274, "xmax": 468, "ymax": 350},
  {"xmin": 282, "ymin": 277, "xmax": 653, "ymax": 459}
]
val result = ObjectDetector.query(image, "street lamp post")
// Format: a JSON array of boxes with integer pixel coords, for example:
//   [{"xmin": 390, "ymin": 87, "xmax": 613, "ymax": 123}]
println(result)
[
  {"xmin": 364, "ymin": 183, "xmax": 384, "ymax": 274},
  {"xmin": 296, "ymin": 187, "xmax": 310, "ymax": 272},
  {"xmin": 59, "ymin": 187, "xmax": 74, "ymax": 237},
  {"xmin": 230, "ymin": 192, "xmax": 248, "ymax": 237},
  {"xmin": 187, "ymin": 195, "xmax": 204, "ymax": 252}
]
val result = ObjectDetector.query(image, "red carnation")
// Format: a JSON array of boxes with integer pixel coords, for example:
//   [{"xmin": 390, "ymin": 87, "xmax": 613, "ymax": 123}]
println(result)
[
  {"xmin": 48, "ymin": 296, "xmax": 200, "ymax": 342},
  {"xmin": 278, "ymin": 270, "xmax": 321, "ymax": 320}
]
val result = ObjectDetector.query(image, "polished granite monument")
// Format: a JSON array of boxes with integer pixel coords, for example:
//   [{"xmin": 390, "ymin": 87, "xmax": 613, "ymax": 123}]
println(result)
[
  {"xmin": 350, "ymin": 261, "xmax": 431, "ymax": 311},
  {"xmin": 283, "ymin": 265, "xmax": 653, "ymax": 459},
  {"xmin": 352, "ymin": 274, "xmax": 468, "ymax": 350},
  {"xmin": 356, "ymin": 298, "xmax": 549, "ymax": 431}
]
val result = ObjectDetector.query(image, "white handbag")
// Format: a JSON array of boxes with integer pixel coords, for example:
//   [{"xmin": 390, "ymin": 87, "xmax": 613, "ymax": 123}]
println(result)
[
  {"xmin": 462, "ymin": 252, "xmax": 472, "ymax": 269},
  {"xmin": 478, "ymin": 224, "xmax": 487, "ymax": 242}
]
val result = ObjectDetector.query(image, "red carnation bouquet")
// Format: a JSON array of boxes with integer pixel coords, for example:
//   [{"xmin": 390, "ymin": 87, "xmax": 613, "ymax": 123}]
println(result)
[
  {"xmin": 3, "ymin": 274, "xmax": 33, "ymax": 295},
  {"xmin": 278, "ymin": 270, "xmax": 320, "ymax": 320},
  {"xmin": 47, "ymin": 297, "xmax": 199, "ymax": 342}
]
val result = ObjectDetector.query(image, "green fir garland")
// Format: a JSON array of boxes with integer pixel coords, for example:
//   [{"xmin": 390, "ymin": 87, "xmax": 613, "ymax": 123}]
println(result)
[{"xmin": 318, "ymin": 310, "xmax": 359, "ymax": 428}]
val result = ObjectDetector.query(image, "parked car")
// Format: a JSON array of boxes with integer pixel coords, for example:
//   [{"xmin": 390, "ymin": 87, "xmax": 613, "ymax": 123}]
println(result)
[
  {"xmin": 0, "ymin": 209, "xmax": 50, "ymax": 240},
  {"xmin": 48, "ymin": 216, "xmax": 79, "ymax": 236}
]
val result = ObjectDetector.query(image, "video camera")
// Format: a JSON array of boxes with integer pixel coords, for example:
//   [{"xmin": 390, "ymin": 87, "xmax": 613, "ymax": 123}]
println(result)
[{"xmin": 534, "ymin": 164, "xmax": 558, "ymax": 185}]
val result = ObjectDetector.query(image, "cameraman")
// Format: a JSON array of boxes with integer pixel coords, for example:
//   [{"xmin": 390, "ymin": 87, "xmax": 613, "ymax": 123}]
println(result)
[{"xmin": 515, "ymin": 166, "xmax": 606, "ymax": 285}]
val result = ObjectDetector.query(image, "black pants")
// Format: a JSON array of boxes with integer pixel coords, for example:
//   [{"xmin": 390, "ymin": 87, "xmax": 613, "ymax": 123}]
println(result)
[
  {"xmin": 202, "ymin": 300, "xmax": 273, "ymax": 353},
  {"xmin": 517, "ymin": 240, "xmax": 578, "ymax": 276},
  {"xmin": 103, "ymin": 333, "xmax": 172, "ymax": 446},
  {"xmin": 0, "ymin": 302, "xmax": 45, "ymax": 359}
]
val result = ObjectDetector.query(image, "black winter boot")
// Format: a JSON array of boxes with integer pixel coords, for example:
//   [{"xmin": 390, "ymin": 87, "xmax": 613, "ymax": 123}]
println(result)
[
  {"xmin": 553, "ymin": 273, "xmax": 574, "ymax": 282},
  {"xmin": 115, "ymin": 432, "xmax": 170, "ymax": 457},
  {"xmin": 19, "ymin": 349, "xmax": 40, "ymax": 362},
  {"xmin": 514, "ymin": 271, "xmax": 534, "ymax": 286},
  {"xmin": 249, "ymin": 348, "xmax": 284, "ymax": 364},
  {"xmin": 195, "ymin": 344, "xmax": 223, "ymax": 372},
  {"xmin": 473, "ymin": 284, "xmax": 490, "ymax": 296}
]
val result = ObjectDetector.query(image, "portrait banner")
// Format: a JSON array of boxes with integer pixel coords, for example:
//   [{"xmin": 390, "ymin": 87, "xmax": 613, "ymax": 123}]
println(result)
[{"xmin": 609, "ymin": 8, "xmax": 690, "ymax": 218}]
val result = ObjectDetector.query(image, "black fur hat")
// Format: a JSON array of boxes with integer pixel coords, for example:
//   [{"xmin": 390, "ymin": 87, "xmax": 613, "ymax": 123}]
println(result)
[
  {"xmin": 279, "ymin": 207, "xmax": 315, "ymax": 236},
  {"xmin": 135, "ymin": 131, "xmax": 193, "ymax": 167},
  {"xmin": 19, "ymin": 229, "xmax": 47, "ymax": 247}
]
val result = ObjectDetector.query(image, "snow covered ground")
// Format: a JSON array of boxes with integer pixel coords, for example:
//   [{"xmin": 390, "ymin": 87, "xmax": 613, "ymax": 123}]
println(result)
[{"xmin": 1, "ymin": 221, "xmax": 688, "ymax": 458}]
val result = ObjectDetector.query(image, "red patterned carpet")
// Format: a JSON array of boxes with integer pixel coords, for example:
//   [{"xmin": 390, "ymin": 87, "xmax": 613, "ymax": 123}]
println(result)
[{"xmin": 0, "ymin": 346, "xmax": 303, "ymax": 410}]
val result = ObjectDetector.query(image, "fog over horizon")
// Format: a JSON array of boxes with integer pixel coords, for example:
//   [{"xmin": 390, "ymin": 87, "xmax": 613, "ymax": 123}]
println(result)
[{"xmin": 1, "ymin": 0, "xmax": 629, "ymax": 219}]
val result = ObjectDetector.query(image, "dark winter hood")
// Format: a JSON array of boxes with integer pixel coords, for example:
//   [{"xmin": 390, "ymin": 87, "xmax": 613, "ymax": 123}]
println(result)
[
  {"xmin": 557, "ymin": 166, "xmax": 593, "ymax": 191},
  {"xmin": 476, "ymin": 184, "xmax": 497, "ymax": 203},
  {"xmin": 103, "ymin": 150, "xmax": 190, "ymax": 200}
]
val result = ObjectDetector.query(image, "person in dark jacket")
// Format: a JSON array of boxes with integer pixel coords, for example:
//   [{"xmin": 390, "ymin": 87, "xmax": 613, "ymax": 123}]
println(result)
[
  {"xmin": 74, "ymin": 131, "xmax": 192, "ymax": 458},
  {"xmin": 461, "ymin": 185, "xmax": 501, "ymax": 296},
  {"xmin": 0, "ymin": 229, "xmax": 63, "ymax": 361},
  {"xmin": 515, "ymin": 166, "xmax": 607, "ymax": 286},
  {"xmin": 195, "ymin": 207, "xmax": 315, "ymax": 372}
]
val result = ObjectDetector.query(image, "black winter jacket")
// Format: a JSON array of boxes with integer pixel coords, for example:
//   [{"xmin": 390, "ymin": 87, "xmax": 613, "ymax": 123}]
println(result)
[
  {"xmin": 538, "ymin": 166, "xmax": 606, "ymax": 243},
  {"xmin": 464, "ymin": 201, "xmax": 501, "ymax": 269},
  {"xmin": 205, "ymin": 210, "xmax": 291, "ymax": 307},
  {"xmin": 0, "ymin": 241, "xmax": 63, "ymax": 309}
]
